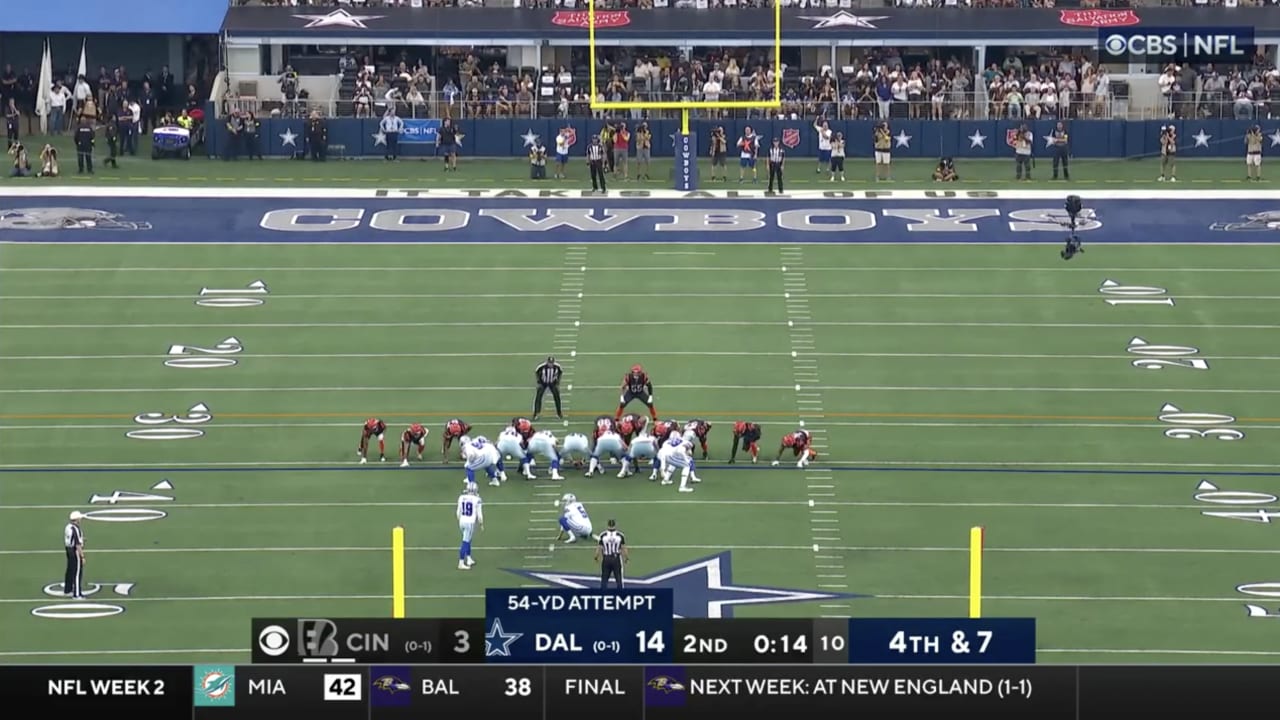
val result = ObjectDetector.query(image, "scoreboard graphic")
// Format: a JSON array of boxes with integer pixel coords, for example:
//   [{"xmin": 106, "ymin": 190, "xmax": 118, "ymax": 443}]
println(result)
[{"xmin": 3, "ymin": 589, "xmax": 1267, "ymax": 718}]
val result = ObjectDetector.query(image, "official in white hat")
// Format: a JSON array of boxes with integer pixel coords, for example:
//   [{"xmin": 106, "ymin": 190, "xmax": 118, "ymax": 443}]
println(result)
[{"xmin": 64, "ymin": 511, "xmax": 86, "ymax": 599}]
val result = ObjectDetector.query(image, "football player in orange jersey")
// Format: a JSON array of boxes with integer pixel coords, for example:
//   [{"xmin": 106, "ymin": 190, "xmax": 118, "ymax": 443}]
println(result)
[
  {"xmin": 399, "ymin": 423, "xmax": 430, "ymax": 467},
  {"xmin": 441, "ymin": 418, "xmax": 472, "ymax": 462},
  {"xmin": 615, "ymin": 364, "xmax": 658, "ymax": 422},
  {"xmin": 772, "ymin": 429, "xmax": 817, "ymax": 468},
  {"xmin": 728, "ymin": 421, "xmax": 762, "ymax": 464},
  {"xmin": 358, "ymin": 418, "xmax": 387, "ymax": 464}
]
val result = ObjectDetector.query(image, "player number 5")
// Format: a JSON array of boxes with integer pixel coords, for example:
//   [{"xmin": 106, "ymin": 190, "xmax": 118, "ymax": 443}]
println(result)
[
  {"xmin": 636, "ymin": 630, "xmax": 666, "ymax": 654},
  {"xmin": 505, "ymin": 677, "xmax": 532, "ymax": 697}
]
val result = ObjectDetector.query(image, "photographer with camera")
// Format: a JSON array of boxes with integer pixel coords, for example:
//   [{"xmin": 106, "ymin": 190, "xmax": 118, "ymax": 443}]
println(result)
[
  {"xmin": 709, "ymin": 126, "xmax": 727, "ymax": 182},
  {"xmin": 1158, "ymin": 125, "xmax": 1177, "ymax": 183},
  {"xmin": 932, "ymin": 157, "xmax": 958, "ymax": 182},
  {"xmin": 635, "ymin": 122, "xmax": 652, "ymax": 180},
  {"xmin": 1247, "ymin": 125, "xmax": 1263, "ymax": 182},
  {"xmin": 1061, "ymin": 195, "xmax": 1084, "ymax": 261},
  {"xmin": 873, "ymin": 121, "xmax": 892, "ymax": 182},
  {"xmin": 1012, "ymin": 123, "xmax": 1033, "ymax": 181}
]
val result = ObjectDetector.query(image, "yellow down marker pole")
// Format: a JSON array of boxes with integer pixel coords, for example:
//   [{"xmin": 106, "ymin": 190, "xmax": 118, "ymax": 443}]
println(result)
[
  {"xmin": 392, "ymin": 526, "xmax": 406, "ymax": 619},
  {"xmin": 681, "ymin": 109, "xmax": 690, "ymax": 136},
  {"xmin": 968, "ymin": 526, "xmax": 984, "ymax": 619}
]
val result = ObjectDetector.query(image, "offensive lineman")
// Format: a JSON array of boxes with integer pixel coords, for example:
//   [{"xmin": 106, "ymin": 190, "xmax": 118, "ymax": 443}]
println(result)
[
  {"xmin": 619, "ymin": 429, "xmax": 659, "ymax": 479},
  {"xmin": 588, "ymin": 425, "xmax": 627, "ymax": 477},
  {"xmin": 658, "ymin": 432, "xmax": 699, "ymax": 492},
  {"xmin": 399, "ymin": 423, "xmax": 430, "ymax": 467},
  {"xmin": 456, "ymin": 485, "xmax": 483, "ymax": 570},
  {"xmin": 556, "ymin": 493, "xmax": 595, "ymax": 544},
  {"xmin": 561, "ymin": 431, "xmax": 591, "ymax": 469},
  {"xmin": 524, "ymin": 429, "xmax": 565, "ymax": 480},
  {"xmin": 463, "ymin": 436, "xmax": 505, "ymax": 487},
  {"xmin": 497, "ymin": 426, "xmax": 526, "ymax": 462}
]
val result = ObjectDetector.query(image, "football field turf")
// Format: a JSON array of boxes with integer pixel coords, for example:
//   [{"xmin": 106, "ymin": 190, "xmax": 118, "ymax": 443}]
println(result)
[{"xmin": 3, "ymin": 214, "xmax": 1280, "ymax": 665}]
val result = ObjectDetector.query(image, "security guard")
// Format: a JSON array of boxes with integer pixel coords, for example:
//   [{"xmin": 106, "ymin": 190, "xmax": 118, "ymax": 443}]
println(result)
[
  {"xmin": 1246, "ymin": 125, "xmax": 1263, "ymax": 182},
  {"xmin": 64, "ymin": 511, "xmax": 85, "ymax": 599},
  {"xmin": 595, "ymin": 519, "xmax": 627, "ymax": 589},
  {"xmin": 1050, "ymin": 121, "xmax": 1070, "ymax": 180},
  {"xmin": 767, "ymin": 137, "xmax": 785, "ymax": 194},
  {"xmin": 587, "ymin": 134, "xmax": 606, "ymax": 194},
  {"xmin": 1013, "ymin": 124, "xmax": 1033, "ymax": 181},
  {"xmin": 73, "ymin": 116, "xmax": 95, "ymax": 174},
  {"xmin": 532, "ymin": 355, "xmax": 563, "ymax": 420}
]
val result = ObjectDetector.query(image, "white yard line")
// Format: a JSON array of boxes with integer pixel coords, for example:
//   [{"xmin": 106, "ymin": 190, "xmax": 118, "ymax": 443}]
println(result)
[
  {"xmin": 4, "ymin": 458, "xmax": 1279, "ymax": 469},
  {"xmin": 8, "ymin": 320, "xmax": 1280, "ymax": 330},
  {"xmin": 0, "ymin": 499, "xmax": 1219, "ymax": 511},
  {"xmin": 13, "ymin": 351, "xmax": 1280, "ymax": 361},
  {"xmin": 4, "ymin": 265, "xmax": 1280, "ymax": 273},
  {"xmin": 781, "ymin": 246, "xmax": 851, "ymax": 618},
  {"xmin": 7, "ymin": 292, "xmax": 1280, "ymax": 301}
]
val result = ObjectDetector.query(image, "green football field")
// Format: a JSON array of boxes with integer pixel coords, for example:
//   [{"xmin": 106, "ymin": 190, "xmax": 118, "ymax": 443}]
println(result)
[{"xmin": 3, "ymin": 238, "xmax": 1280, "ymax": 665}]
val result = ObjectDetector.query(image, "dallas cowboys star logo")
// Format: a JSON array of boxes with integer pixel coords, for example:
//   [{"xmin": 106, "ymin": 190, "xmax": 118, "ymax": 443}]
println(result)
[
  {"xmin": 893, "ymin": 130, "xmax": 912, "ymax": 149},
  {"xmin": 968, "ymin": 130, "xmax": 987, "ymax": 148},
  {"xmin": 520, "ymin": 129, "xmax": 540, "ymax": 148},
  {"xmin": 485, "ymin": 618, "xmax": 523, "ymax": 657},
  {"xmin": 371, "ymin": 130, "xmax": 387, "ymax": 147},
  {"xmin": 798, "ymin": 11, "xmax": 888, "ymax": 29},
  {"xmin": 1042, "ymin": 134, "xmax": 1059, "ymax": 149},
  {"xmin": 506, "ymin": 551, "xmax": 864, "ymax": 618},
  {"xmin": 293, "ymin": 9, "xmax": 384, "ymax": 29},
  {"xmin": 1270, "ymin": 129, "xmax": 1280, "ymax": 148},
  {"xmin": 279, "ymin": 128, "xmax": 298, "ymax": 147},
  {"xmin": 1192, "ymin": 129, "xmax": 1213, "ymax": 148}
]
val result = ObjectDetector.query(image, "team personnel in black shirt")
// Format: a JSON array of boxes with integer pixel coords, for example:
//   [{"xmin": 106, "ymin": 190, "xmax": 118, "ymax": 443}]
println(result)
[
  {"xmin": 615, "ymin": 364, "xmax": 657, "ymax": 421},
  {"xmin": 305, "ymin": 112, "xmax": 327, "ymax": 162},
  {"xmin": 73, "ymin": 117, "xmax": 95, "ymax": 174},
  {"xmin": 103, "ymin": 121, "xmax": 119, "ymax": 168},
  {"xmin": 587, "ymin": 135, "xmax": 607, "ymax": 194},
  {"xmin": 596, "ymin": 519, "xmax": 627, "ymax": 589},
  {"xmin": 438, "ymin": 118, "xmax": 458, "ymax": 172},
  {"xmin": 532, "ymin": 356, "xmax": 564, "ymax": 420},
  {"xmin": 728, "ymin": 421, "xmax": 762, "ymax": 463}
]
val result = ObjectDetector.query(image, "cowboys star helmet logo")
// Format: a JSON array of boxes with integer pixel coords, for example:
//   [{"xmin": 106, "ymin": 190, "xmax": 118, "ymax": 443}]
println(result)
[
  {"xmin": 0, "ymin": 208, "xmax": 152, "ymax": 230},
  {"xmin": 1210, "ymin": 211, "xmax": 1280, "ymax": 231}
]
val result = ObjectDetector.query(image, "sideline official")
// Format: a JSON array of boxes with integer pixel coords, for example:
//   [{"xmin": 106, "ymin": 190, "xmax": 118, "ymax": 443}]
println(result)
[
  {"xmin": 587, "ymin": 134, "xmax": 607, "ymax": 194},
  {"xmin": 1050, "ymin": 121, "xmax": 1070, "ymax": 180},
  {"xmin": 533, "ymin": 355, "xmax": 563, "ymax": 421},
  {"xmin": 767, "ymin": 137, "xmax": 785, "ymax": 193},
  {"xmin": 596, "ymin": 520, "xmax": 627, "ymax": 589},
  {"xmin": 64, "ymin": 511, "xmax": 85, "ymax": 599}
]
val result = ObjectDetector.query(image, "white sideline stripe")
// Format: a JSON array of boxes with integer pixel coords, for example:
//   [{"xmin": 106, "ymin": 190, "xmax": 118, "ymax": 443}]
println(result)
[
  {"xmin": 3, "ymin": 646, "xmax": 1274, "ymax": 659},
  {"xmin": 3, "ymin": 458, "xmax": 1276, "ymax": 469},
  {"xmin": 3, "ymin": 383, "xmax": 1276, "ymax": 395},
  {"xmin": 6, "ymin": 266, "xmax": 1275, "ymax": 273},
  {"xmin": 9, "ymin": 320, "xmax": 1280, "ymax": 330},
  {"xmin": 17, "ymin": 292, "xmax": 1280, "ymax": 301},
  {"xmin": 3, "ymin": 544, "xmax": 1268, "ymax": 557},
  {"xmin": 4, "ymin": 186, "xmax": 1279, "ymax": 200},
  {"xmin": 15, "ymin": 351, "xmax": 1280, "ymax": 362},
  {"xmin": 0, "ymin": 500, "xmax": 1214, "ymax": 511}
]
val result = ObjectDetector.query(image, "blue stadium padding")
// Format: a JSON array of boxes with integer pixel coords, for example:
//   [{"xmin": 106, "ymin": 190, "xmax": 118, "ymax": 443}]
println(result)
[{"xmin": 208, "ymin": 119, "xmax": 1280, "ymax": 161}]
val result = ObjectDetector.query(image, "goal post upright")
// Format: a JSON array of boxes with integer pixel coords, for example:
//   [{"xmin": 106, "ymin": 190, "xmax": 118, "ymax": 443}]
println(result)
[{"xmin": 587, "ymin": 0, "xmax": 783, "ymax": 190}]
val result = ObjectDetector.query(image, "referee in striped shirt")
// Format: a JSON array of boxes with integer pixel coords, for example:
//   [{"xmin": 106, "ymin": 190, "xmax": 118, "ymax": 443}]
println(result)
[
  {"xmin": 533, "ymin": 355, "xmax": 563, "ymax": 421},
  {"xmin": 64, "ymin": 511, "xmax": 85, "ymax": 599},
  {"xmin": 596, "ymin": 519, "xmax": 627, "ymax": 589},
  {"xmin": 587, "ymin": 135, "xmax": 607, "ymax": 194}
]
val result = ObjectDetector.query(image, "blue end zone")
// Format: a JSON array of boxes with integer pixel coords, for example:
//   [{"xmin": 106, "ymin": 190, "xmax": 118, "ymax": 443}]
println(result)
[{"xmin": 4, "ymin": 191, "xmax": 1280, "ymax": 244}]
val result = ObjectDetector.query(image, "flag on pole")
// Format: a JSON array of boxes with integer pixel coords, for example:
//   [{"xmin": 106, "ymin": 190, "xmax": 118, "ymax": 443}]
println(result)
[
  {"xmin": 77, "ymin": 38, "xmax": 87, "ymax": 80},
  {"xmin": 35, "ymin": 39, "xmax": 52, "ymax": 135}
]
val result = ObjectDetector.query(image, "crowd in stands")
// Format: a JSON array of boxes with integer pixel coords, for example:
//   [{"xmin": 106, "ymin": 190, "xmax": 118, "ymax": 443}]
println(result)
[{"xmin": 235, "ymin": 0, "xmax": 1278, "ymax": 7}]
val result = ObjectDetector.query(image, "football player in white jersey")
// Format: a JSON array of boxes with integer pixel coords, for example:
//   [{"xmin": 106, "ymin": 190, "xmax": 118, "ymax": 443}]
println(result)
[
  {"xmin": 587, "ymin": 429, "xmax": 626, "ymax": 477},
  {"xmin": 462, "ymin": 436, "xmax": 505, "ymax": 487},
  {"xmin": 456, "ymin": 485, "xmax": 483, "ymax": 570},
  {"xmin": 497, "ymin": 427, "xmax": 525, "ymax": 461},
  {"xmin": 658, "ymin": 433, "xmax": 700, "ymax": 493},
  {"xmin": 619, "ymin": 431, "xmax": 659, "ymax": 479},
  {"xmin": 556, "ymin": 493, "xmax": 595, "ymax": 544},
  {"xmin": 524, "ymin": 430, "xmax": 564, "ymax": 480},
  {"xmin": 561, "ymin": 432, "xmax": 591, "ymax": 469}
]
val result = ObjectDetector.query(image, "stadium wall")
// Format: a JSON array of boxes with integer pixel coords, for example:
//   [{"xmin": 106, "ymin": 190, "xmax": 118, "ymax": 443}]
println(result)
[{"xmin": 207, "ymin": 119, "xmax": 1264, "ymax": 160}]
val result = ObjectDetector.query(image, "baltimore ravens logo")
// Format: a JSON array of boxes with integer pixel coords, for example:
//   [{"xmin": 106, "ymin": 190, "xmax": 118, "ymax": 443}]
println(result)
[
  {"xmin": 1210, "ymin": 211, "xmax": 1280, "ymax": 231},
  {"xmin": 0, "ymin": 207, "xmax": 152, "ymax": 230},
  {"xmin": 372, "ymin": 675, "xmax": 410, "ymax": 693},
  {"xmin": 647, "ymin": 676, "xmax": 686, "ymax": 693}
]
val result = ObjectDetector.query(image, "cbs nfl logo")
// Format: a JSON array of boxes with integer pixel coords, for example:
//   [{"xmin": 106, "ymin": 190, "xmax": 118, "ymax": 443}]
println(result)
[{"xmin": 1100, "ymin": 27, "xmax": 1255, "ymax": 63}]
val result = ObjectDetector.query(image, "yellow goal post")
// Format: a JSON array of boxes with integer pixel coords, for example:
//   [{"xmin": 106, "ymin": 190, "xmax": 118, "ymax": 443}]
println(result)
[{"xmin": 587, "ymin": 0, "xmax": 784, "ymax": 135}]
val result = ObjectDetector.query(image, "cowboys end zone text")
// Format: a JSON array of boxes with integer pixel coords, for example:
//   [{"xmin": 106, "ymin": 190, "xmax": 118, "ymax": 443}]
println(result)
[{"xmin": 3, "ymin": 189, "xmax": 1280, "ymax": 244}]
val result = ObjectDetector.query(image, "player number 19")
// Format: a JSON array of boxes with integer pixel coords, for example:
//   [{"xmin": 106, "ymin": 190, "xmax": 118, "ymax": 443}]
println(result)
[{"xmin": 636, "ymin": 630, "xmax": 667, "ymax": 654}]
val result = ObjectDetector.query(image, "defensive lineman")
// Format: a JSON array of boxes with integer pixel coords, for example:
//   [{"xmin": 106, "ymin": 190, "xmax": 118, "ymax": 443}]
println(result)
[
  {"xmin": 456, "ymin": 485, "xmax": 483, "ymax": 570},
  {"xmin": 658, "ymin": 432, "xmax": 700, "ymax": 492},
  {"xmin": 556, "ymin": 493, "xmax": 596, "ymax": 544}
]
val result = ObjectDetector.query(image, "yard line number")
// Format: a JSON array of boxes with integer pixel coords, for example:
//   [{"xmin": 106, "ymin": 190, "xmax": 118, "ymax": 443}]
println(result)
[
  {"xmin": 1194, "ymin": 480, "xmax": 1280, "ymax": 525},
  {"xmin": 128, "ymin": 403, "xmax": 212, "ymax": 440},
  {"xmin": 195, "ymin": 280, "xmax": 270, "ymax": 308},
  {"xmin": 1157, "ymin": 403, "xmax": 1243, "ymax": 441},
  {"xmin": 165, "ymin": 337, "xmax": 243, "ymax": 370},
  {"xmin": 1126, "ymin": 337, "xmax": 1208, "ymax": 371},
  {"xmin": 1099, "ymin": 279, "xmax": 1175, "ymax": 307}
]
